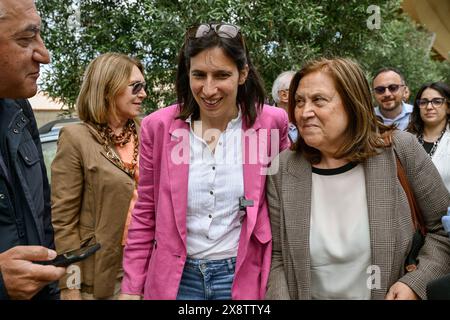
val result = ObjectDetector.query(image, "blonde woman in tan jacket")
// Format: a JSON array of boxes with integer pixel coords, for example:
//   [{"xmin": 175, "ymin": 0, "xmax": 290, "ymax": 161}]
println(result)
[{"xmin": 51, "ymin": 53, "xmax": 146, "ymax": 299}]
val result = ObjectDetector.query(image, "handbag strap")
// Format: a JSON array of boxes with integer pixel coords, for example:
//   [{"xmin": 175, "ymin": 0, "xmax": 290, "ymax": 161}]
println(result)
[
  {"xmin": 382, "ymin": 131, "xmax": 427, "ymax": 236},
  {"xmin": 394, "ymin": 151, "xmax": 427, "ymax": 236}
]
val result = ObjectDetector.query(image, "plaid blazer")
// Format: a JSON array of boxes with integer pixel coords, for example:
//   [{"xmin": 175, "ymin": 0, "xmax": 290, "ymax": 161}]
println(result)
[{"xmin": 266, "ymin": 130, "xmax": 450, "ymax": 300}]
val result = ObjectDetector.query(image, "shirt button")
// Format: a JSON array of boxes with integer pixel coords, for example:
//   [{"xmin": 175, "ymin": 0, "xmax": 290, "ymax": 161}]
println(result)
[
  {"xmin": 212, "ymin": 166, "xmax": 215, "ymax": 170},
  {"xmin": 0, "ymin": 194, "xmax": 5, "ymax": 199},
  {"xmin": 208, "ymin": 214, "xmax": 212, "ymax": 219},
  {"xmin": 13, "ymin": 129, "xmax": 19, "ymax": 134},
  {"xmin": 210, "ymin": 191, "xmax": 214, "ymax": 195},
  {"xmin": 219, "ymin": 142, "xmax": 222, "ymax": 146}
]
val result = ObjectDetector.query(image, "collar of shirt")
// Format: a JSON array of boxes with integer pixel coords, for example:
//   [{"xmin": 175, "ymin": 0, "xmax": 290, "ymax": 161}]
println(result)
[
  {"xmin": 375, "ymin": 102, "xmax": 413, "ymax": 122},
  {"xmin": 288, "ymin": 122, "xmax": 298, "ymax": 143},
  {"xmin": 185, "ymin": 108, "xmax": 242, "ymax": 131}
]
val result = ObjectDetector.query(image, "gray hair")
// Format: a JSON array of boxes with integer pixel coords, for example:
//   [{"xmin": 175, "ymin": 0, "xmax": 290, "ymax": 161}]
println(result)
[{"xmin": 271, "ymin": 70, "xmax": 296, "ymax": 104}]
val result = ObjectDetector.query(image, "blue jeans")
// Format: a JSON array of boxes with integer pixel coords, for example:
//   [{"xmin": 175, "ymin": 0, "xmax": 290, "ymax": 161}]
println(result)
[{"xmin": 176, "ymin": 257, "xmax": 236, "ymax": 300}]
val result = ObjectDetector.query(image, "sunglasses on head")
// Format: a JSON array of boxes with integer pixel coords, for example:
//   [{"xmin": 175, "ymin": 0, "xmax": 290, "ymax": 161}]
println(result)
[
  {"xmin": 185, "ymin": 23, "xmax": 245, "ymax": 50},
  {"xmin": 373, "ymin": 84, "xmax": 405, "ymax": 95},
  {"xmin": 128, "ymin": 81, "xmax": 147, "ymax": 95}
]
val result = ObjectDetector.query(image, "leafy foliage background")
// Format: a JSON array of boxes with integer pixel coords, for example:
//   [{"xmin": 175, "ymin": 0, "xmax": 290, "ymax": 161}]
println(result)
[{"xmin": 37, "ymin": 0, "xmax": 450, "ymax": 115}]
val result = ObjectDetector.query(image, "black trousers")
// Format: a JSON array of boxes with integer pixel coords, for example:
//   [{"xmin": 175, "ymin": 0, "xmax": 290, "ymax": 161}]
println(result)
[{"xmin": 427, "ymin": 273, "xmax": 450, "ymax": 300}]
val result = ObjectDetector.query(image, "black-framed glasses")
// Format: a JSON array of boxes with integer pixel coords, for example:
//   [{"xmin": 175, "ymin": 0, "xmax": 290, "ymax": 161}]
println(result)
[
  {"xmin": 417, "ymin": 97, "xmax": 447, "ymax": 108},
  {"xmin": 373, "ymin": 84, "xmax": 405, "ymax": 95},
  {"xmin": 129, "ymin": 81, "xmax": 147, "ymax": 95}
]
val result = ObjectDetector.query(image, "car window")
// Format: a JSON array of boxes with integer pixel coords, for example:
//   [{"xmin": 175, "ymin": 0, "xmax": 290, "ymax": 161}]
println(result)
[
  {"xmin": 39, "ymin": 118, "xmax": 80, "ymax": 183},
  {"xmin": 41, "ymin": 140, "xmax": 57, "ymax": 183}
]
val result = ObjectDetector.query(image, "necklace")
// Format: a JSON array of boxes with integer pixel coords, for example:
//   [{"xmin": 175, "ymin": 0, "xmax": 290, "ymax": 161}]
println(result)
[
  {"xmin": 105, "ymin": 120, "xmax": 133, "ymax": 147},
  {"xmin": 96, "ymin": 120, "xmax": 139, "ymax": 178},
  {"xmin": 418, "ymin": 129, "xmax": 445, "ymax": 157}
]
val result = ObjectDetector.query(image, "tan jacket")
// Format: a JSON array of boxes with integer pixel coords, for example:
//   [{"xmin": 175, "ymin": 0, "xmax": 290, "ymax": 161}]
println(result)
[
  {"xmin": 266, "ymin": 130, "xmax": 450, "ymax": 300},
  {"xmin": 51, "ymin": 121, "xmax": 139, "ymax": 298}
]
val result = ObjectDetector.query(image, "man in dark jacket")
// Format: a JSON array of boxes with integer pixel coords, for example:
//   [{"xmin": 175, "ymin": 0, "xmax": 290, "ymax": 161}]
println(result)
[{"xmin": 0, "ymin": 0, "xmax": 65, "ymax": 299}]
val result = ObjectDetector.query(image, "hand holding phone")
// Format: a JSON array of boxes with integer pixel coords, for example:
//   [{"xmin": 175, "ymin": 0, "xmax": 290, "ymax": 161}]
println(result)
[
  {"xmin": 0, "ymin": 246, "xmax": 66, "ymax": 299},
  {"xmin": 36, "ymin": 243, "xmax": 101, "ymax": 267}
]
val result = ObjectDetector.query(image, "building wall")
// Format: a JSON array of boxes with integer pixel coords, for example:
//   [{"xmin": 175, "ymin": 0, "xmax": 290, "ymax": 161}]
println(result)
[
  {"xmin": 34, "ymin": 110, "xmax": 76, "ymax": 129},
  {"xmin": 28, "ymin": 91, "xmax": 74, "ymax": 128},
  {"xmin": 403, "ymin": 0, "xmax": 450, "ymax": 60}
]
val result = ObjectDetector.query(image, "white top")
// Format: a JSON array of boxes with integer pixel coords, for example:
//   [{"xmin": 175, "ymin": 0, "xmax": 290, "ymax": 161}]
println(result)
[
  {"xmin": 432, "ymin": 125, "xmax": 450, "ymax": 192},
  {"xmin": 374, "ymin": 102, "xmax": 413, "ymax": 131},
  {"xmin": 310, "ymin": 163, "xmax": 371, "ymax": 300},
  {"xmin": 186, "ymin": 112, "xmax": 244, "ymax": 260}
]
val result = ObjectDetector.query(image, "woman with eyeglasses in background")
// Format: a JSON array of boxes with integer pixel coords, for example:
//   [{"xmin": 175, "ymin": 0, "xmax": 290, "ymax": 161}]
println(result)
[
  {"xmin": 119, "ymin": 22, "xmax": 289, "ymax": 300},
  {"xmin": 51, "ymin": 52, "xmax": 147, "ymax": 299},
  {"xmin": 407, "ymin": 82, "xmax": 450, "ymax": 191}
]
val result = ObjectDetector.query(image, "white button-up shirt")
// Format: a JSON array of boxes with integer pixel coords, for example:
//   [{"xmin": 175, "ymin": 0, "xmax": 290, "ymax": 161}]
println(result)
[{"xmin": 185, "ymin": 112, "xmax": 245, "ymax": 260}]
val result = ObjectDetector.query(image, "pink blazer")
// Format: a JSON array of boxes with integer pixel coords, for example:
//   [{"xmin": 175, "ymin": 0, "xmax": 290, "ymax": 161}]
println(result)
[{"xmin": 121, "ymin": 104, "xmax": 289, "ymax": 299}]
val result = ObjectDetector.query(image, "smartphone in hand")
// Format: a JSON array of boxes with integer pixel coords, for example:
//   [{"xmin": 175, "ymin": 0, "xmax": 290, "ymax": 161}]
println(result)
[{"xmin": 36, "ymin": 243, "xmax": 101, "ymax": 267}]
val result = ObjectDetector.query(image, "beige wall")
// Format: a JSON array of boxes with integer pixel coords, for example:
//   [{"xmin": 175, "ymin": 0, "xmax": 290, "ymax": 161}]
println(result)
[
  {"xmin": 403, "ymin": 0, "xmax": 450, "ymax": 60},
  {"xmin": 28, "ymin": 91, "xmax": 74, "ymax": 128},
  {"xmin": 34, "ymin": 110, "xmax": 76, "ymax": 129}
]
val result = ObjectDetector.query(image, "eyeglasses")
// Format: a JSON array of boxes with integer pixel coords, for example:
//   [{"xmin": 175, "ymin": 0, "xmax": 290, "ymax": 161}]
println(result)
[
  {"xmin": 129, "ymin": 81, "xmax": 147, "ymax": 95},
  {"xmin": 373, "ymin": 84, "xmax": 405, "ymax": 95},
  {"xmin": 417, "ymin": 97, "xmax": 448, "ymax": 108}
]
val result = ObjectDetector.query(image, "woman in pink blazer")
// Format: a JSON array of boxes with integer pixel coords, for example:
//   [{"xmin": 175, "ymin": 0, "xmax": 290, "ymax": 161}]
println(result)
[{"xmin": 119, "ymin": 22, "xmax": 289, "ymax": 300}]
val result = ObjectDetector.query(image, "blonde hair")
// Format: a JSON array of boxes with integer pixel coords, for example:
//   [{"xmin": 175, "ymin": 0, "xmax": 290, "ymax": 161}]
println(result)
[
  {"xmin": 77, "ymin": 52, "xmax": 144, "ymax": 124},
  {"xmin": 288, "ymin": 57, "xmax": 387, "ymax": 164}
]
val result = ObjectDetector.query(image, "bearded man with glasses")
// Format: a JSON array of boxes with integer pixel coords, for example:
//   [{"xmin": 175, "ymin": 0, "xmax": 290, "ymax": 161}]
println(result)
[{"xmin": 372, "ymin": 67, "xmax": 413, "ymax": 130}]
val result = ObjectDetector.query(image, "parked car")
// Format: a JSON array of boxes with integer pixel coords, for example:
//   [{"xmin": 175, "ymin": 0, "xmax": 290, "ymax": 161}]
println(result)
[{"xmin": 39, "ymin": 118, "xmax": 80, "ymax": 182}]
